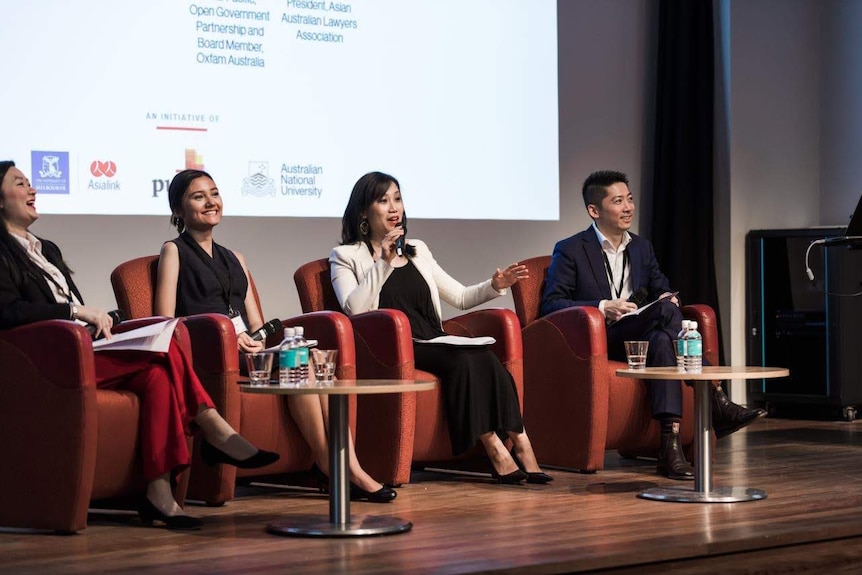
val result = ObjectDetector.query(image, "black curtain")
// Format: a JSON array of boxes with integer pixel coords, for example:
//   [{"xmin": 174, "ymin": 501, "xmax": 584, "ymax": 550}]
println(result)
[{"xmin": 651, "ymin": 0, "xmax": 720, "ymax": 350}]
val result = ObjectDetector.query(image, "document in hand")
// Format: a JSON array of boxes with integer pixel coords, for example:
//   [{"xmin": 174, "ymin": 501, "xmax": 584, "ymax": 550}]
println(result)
[
  {"xmin": 92, "ymin": 318, "xmax": 180, "ymax": 353},
  {"xmin": 413, "ymin": 335, "xmax": 497, "ymax": 346},
  {"xmin": 615, "ymin": 291, "xmax": 680, "ymax": 323}
]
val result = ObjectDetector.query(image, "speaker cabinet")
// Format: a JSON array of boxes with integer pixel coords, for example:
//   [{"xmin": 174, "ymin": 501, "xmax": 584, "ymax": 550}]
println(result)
[{"xmin": 746, "ymin": 228, "xmax": 862, "ymax": 420}]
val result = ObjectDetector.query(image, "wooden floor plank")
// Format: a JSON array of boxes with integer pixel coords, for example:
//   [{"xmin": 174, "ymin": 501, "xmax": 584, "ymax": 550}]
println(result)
[{"xmin": 2, "ymin": 418, "xmax": 861, "ymax": 574}]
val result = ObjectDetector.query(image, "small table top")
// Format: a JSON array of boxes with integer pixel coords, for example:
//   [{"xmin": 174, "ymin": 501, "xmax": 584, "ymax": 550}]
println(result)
[
  {"xmin": 239, "ymin": 378, "xmax": 437, "ymax": 395},
  {"xmin": 616, "ymin": 366, "xmax": 789, "ymax": 380}
]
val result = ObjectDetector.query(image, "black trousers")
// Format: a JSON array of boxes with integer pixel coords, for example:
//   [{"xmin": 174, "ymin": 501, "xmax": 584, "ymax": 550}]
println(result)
[{"xmin": 606, "ymin": 300, "xmax": 684, "ymax": 418}]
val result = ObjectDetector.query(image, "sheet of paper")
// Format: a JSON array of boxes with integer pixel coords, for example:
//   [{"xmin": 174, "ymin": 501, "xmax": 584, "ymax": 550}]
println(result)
[
  {"xmin": 92, "ymin": 318, "xmax": 180, "ymax": 353},
  {"xmin": 413, "ymin": 335, "xmax": 496, "ymax": 346},
  {"xmin": 616, "ymin": 291, "xmax": 680, "ymax": 322}
]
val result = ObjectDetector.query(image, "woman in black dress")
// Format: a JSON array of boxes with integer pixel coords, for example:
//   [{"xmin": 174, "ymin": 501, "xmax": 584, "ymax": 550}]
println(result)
[
  {"xmin": 330, "ymin": 171, "xmax": 551, "ymax": 484},
  {"xmin": 155, "ymin": 169, "xmax": 395, "ymax": 502}
]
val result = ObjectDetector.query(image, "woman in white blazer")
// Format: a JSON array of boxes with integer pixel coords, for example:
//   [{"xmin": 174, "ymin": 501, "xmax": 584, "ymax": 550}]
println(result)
[{"xmin": 330, "ymin": 171, "xmax": 551, "ymax": 484}]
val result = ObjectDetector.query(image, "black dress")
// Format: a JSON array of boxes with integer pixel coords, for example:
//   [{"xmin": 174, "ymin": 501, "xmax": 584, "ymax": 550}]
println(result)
[
  {"xmin": 170, "ymin": 233, "xmax": 249, "ymax": 327},
  {"xmin": 379, "ymin": 260, "xmax": 524, "ymax": 455}
]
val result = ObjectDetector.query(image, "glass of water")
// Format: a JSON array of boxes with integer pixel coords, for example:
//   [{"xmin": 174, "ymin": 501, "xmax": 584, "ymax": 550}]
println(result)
[
  {"xmin": 311, "ymin": 349, "xmax": 338, "ymax": 385},
  {"xmin": 245, "ymin": 352, "xmax": 274, "ymax": 386},
  {"xmin": 623, "ymin": 340, "xmax": 649, "ymax": 370}
]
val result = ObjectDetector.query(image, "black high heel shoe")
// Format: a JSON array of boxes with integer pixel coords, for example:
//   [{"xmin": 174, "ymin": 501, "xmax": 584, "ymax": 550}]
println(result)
[
  {"xmin": 511, "ymin": 451, "xmax": 554, "ymax": 484},
  {"xmin": 490, "ymin": 467, "xmax": 528, "ymax": 484},
  {"xmin": 200, "ymin": 439, "xmax": 280, "ymax": 469},
  {"xmin": 310, "ymin": 462, "xmax": 329, "ymax": 492},
  {"xmin": 138, "ymin": 497, "xmax": 203, "ymax": 531},
  {"xmin": 349, "ymin": 482, "xmax": 397, "ymax": 503}
]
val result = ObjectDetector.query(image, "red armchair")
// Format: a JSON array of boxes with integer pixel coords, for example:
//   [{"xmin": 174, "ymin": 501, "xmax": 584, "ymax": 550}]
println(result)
[
  {"xmin": 0, "ymin": 317, "xmax": 190, "ymax": 533},
  {"xmin": 110, "ymin": 256, "xmax": 357, "ymax": 505},
  {"xmin": 293, "ymin": 258, "xmax": 524, "ymax": 486},
  {"xmin": 510, "ymin": 255, "xmax": 719, "ymax": 472}
]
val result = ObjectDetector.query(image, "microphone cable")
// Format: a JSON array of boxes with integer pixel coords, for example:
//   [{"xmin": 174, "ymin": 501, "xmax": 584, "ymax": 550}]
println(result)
[{"xmin": 804, "ymin": 238, "xmax": 862, "ymax": 297}]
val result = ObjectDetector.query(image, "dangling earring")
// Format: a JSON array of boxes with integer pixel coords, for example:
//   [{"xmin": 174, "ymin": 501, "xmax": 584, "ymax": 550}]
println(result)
[
  {"xmin": 172, "ymin": 215, "xmax": 186, "ymax": 234},
  {"xmin": 359, "ymin": 219, "xmax": 370, "ymax": 237}
]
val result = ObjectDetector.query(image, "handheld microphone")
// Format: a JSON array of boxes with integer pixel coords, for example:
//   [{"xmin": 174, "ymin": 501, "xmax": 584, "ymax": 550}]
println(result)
[
  {"xmin": 108, "ymin": 309, "xmax": 126, "ymax": 326},
  {"xmin": 88, "ymin": 309, "xmax": 126, "ymax": 340},
  {"xmin": 394, "ymin": 222, "xmax": 406, "ymax": 257},
  {"xmin": 627, "ymin": 287, "xmax": 649, "ymax": 307},
  {"xmin": 248, "ymin": 318, "xmax": 283, "ymax": 342}
]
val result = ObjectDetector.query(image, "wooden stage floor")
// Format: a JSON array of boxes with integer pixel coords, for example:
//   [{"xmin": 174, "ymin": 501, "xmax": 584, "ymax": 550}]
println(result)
[{"xmin": 3, "ymin": 417, "xmax": 862, "ymax": 574}]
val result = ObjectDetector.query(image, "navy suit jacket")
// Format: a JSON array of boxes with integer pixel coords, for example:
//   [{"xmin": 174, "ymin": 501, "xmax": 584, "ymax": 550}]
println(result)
[
  {"xmin": 0, "ymin": 238, "xmax": 84, "ymax": 330},
  {"xmin": 540, "ymin": 227, "xmax": 672, "ymax": 318}
]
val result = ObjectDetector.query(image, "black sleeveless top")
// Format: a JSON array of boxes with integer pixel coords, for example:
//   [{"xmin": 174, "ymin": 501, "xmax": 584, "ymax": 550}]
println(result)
[
  {"xmin": 170, "ymin": 233, "xmax": 249, "ymax": 327},
  {"xmin": 379, "ymin": 259, "xmax": 445, "ymax": 340}
]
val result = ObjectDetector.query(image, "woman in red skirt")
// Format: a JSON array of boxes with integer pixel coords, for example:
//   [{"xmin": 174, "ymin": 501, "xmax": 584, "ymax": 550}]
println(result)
[{"xmin": 0, "ymin": 161, "xmax": 278, "ymax": 530}]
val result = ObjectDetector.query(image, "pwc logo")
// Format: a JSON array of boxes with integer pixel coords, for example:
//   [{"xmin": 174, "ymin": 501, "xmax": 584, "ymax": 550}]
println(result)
[
  {"xmin": 152, "ymin": 149, "xmax": 204, "ymax": 198},
  {"xmin": 90, "ymin": 160, "xmax": 117, "ymax": 178},
  {"xmin": 87, "ymin": 159, "xmax": 121, "ymax": 191}
]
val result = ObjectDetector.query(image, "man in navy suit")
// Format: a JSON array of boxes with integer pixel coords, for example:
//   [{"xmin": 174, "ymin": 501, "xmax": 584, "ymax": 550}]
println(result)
[{"xmin": 541, "ymin": 170, "xmax": 765, "ymax": 479}]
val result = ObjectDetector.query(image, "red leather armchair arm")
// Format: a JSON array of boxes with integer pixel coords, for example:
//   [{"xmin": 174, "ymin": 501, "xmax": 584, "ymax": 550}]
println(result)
[
  {"xmin": 0, "ymin": 320, "xmax": 98, "ymax": 532},
  {"xmin": 173, "ymin": 313, "xmax": 240, "ymax": 503},
  {"xmin": 344, "ymin": 309, "xmax": 416, "ymax": 484},
  {"xmin": 521, "ymin": 305, "xmax": 612, "ymax": 471},
  {"xmin": 279, "ymin": 310, "xmax": 358, "ymax": 380},
  {"xmin": 443, "ymin": 308, "xmax": 524, "ymax": 405}
]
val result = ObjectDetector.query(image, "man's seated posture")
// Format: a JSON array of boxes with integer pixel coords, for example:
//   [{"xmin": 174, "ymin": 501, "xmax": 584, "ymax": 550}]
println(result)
[{"xmin": 540, "ymin": 170, "xmax": 766, "ymax": 480}]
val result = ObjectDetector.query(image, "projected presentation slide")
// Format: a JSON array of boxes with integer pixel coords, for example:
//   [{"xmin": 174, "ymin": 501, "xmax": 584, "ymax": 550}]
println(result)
[{"xmin": 1, "ymin": 0, "xmax": 558, "ymax": 220}]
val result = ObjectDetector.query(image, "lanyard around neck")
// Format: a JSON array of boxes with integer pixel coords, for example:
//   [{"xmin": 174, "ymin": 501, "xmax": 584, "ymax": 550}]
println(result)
[
  {"xmin": 602, "ymin": 249, "xmax": 628, "ymax": 300},
  {"xmin": 40, "ymin": 268, "xmax": 74, "ymax": 303}
]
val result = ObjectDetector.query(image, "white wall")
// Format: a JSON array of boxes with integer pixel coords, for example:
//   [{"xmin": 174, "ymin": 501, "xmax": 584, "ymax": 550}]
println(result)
[
  {"xmin": 28, "ymin": 0, "xmax": 654, "ymax": 323},
  {"xmin": 820, "ymin": 0, "xmax": 862, "ymax": 225},
  {"xmin": 726, "ymin": 0, "xmax": 821, "ymax": 398}
]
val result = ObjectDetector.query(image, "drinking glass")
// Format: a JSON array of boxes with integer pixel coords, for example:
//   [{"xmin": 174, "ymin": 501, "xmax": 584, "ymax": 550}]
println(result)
[
  {"xmin": 245, "ymin": 352, "xmax": 274, "ymax": 386},
  {"xmin": 311, "ymin": 349, "xmax": 338, "ymax": 384},
  {"xmin": 623, "ymin": 341, "xmax": 649, "ymax": 370}
]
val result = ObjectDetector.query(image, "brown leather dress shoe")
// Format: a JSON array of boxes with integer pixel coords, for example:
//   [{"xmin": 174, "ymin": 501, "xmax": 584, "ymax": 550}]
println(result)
[{"xmin": 712, "ymin": 386, "xmax": 767, "ymax": 439}]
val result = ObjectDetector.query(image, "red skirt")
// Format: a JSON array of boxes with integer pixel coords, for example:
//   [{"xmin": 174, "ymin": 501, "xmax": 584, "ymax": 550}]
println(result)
[{"xmin": 94, "ymin": 322, "xmax": 214, "ymax": 480}]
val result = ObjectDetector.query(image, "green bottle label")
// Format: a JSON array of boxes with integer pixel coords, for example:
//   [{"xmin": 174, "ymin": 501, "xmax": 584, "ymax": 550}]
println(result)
[
  {"xmin": 280, "ymin": 348, "xmax": 300, "ymax": 369},
  {"xmin": 687, "ymin": 340, "xmax": 702, "ymax": 356}
]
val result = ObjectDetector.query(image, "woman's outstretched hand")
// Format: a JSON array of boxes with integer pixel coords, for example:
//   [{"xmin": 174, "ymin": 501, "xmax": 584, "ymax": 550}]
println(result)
[{"xmin": 491, "ymin": 263, "xmax": 529, "ymax": 291}]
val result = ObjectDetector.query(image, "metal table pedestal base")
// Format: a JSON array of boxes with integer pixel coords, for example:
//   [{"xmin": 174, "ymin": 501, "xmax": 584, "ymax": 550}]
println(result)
[
  {"xmin": 639, "ymin": 486, "xmax": 767, "ymax": 503},
  {"xmin": 267, "ymin": 514, "xmax": 413, "ymax": 537}
]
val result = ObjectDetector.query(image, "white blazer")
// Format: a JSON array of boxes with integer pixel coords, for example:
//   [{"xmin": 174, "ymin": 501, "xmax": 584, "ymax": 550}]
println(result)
[{"xmin": 329, "ymin": 239, "xmax": 505, "ymax": 325}]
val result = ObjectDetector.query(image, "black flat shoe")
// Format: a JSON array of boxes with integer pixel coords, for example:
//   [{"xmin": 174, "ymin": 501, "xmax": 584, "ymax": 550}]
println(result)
[
  {"xmin": 510, "ymin": 451, "xmax": 554, "ymax": 484},
  {"xmin": 490, "ymin": 468, "xmax": 528, "ymax": 484},
  {"xmin": 138, "ymin": 497, "xmax": 203, "ymax": 531},
  {"xmin": 200, "ymin": 440, "xmax": 280, "ymax": 469},
  {"xmin": 349, "ymin": 483, "xmax": 397, "ymax": 503}
]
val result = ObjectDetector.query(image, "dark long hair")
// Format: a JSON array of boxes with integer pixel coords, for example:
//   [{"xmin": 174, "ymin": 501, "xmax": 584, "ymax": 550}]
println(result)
[
  {"xmin": 0, "ymin": 160, "xmax": 73, "ymax": 286},
  {"xmin": 340, "ymin": 171, "xmax": 414, "ymax": 256},
  {"xmin": 168, "ymin": 169, "xmax": 213, "ymax": 231}
]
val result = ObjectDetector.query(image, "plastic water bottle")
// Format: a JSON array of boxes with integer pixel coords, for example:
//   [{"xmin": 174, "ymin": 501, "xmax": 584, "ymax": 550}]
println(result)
[
  {"xmin": 684, "ymin": 320, "xmax": 703, "ymax": 373},
  {"xmin": 676, "ymin": 320, "xmax": 691, "ymax": 371},
  {"xmin": 294, "ymin": 326, "xmax": 310, "ymax": 385},
  {"xmin": 278, "ymin": 327, "xmax": 299, "ymax": 386}
]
